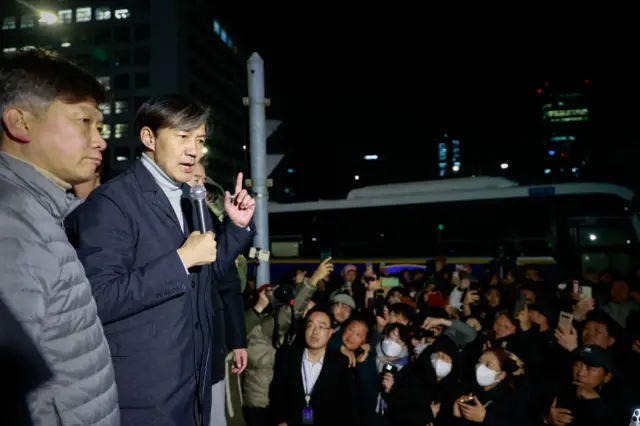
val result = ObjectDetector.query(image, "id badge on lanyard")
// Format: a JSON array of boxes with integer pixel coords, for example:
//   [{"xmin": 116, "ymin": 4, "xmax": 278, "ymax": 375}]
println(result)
[{"xmin": 302, "ymin": 405, "xmax": 314, "ymax": 425}]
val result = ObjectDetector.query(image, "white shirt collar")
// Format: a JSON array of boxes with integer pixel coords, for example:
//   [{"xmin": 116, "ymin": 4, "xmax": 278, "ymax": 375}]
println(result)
[{"xmin": 303, "ymin": 348, "xmax": 326, "ymax": 365}]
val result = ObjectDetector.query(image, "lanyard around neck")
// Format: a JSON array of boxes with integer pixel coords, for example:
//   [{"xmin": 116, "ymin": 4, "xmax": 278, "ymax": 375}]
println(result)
[{"xmin": 302, "ymin": 353, "xmax": 319, "ymax": 406}]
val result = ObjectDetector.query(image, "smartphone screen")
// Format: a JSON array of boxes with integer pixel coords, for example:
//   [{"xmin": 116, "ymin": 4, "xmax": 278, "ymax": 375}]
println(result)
[
  {"xmin": 381, "ymin": 277, "xmax": 400, "ymax": 288},
  {"xmin": 320, "ymin": 251, "xmax": 332, "ymax": 262},
  {"xmin": 580, "ymin": 286, "xmax": 593, "ymax": 300},
  {"xmin": 558, "ymin": 311, "xmax": 573, "ymax": 331}
]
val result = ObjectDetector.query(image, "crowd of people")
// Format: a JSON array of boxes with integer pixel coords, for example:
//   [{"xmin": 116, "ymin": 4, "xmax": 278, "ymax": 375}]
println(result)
[
  {"xmin": 1, "ymin": 46, "xmax": 640, "ymax": 426},
  {"xmin": 240, "ymin": 259, "xmax": 640, "ymax": 426}
]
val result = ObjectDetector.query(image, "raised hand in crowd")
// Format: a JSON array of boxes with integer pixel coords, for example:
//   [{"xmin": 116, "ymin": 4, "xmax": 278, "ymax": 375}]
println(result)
[
  {"xmin": 555, "ymin": 325, "xmax": 579, "ymax": 352},
  {"xmin": 423, "ymin": 316, "xmax": 453, "ymax": 331},
  {"xmin": 310, "ymin": 257, "xmax": 334, "ymax": 285},
  {"xmin": 294, "ymin": 269, "xmax": 307, "ymax": 285},
  {"xmin": 545, "ymin": 397, "xmax": 573, "ymax": 426}
]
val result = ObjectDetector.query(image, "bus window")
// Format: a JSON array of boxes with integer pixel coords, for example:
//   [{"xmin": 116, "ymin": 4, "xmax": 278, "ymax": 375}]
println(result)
[
  {"xmin": 582, "ymin": 252, "xmax": 632, "ymax": 275},
  {"xmin": 271, "ymin": 241, "xmax": 300, "ymax": 257},
  {"xmin": 436, "ymin": 197, "xmax": 553, "ymax": 257},
  {"xmin": 333, "ymin": 204, "xmax": 439, "ymax": 258},
  {"xmin": 578, "ymin": 226, "xmax": 634, "ymax": 247}
]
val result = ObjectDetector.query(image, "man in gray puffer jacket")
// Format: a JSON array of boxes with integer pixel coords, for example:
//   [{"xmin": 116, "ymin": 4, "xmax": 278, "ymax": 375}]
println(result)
[{"xmin": 0, "ymin": 49, "xmax": 119, "ymax": 425}]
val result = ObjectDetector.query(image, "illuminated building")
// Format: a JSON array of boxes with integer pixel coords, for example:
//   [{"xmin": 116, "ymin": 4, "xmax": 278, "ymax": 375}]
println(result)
[
  {"xmin": 538, "ymin": 80, "xmax": 590, "ymax": 179},
  {"xmin": 1, "ymin": 1, "xmax": 247, "ymax": 188},
  {"xmin": 437, "ymin": 134, "xmax": 461, "ymax": 177}
]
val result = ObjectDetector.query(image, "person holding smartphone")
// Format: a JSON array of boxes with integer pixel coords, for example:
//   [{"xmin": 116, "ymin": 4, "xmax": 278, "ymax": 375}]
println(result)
[{"xmin": 452, "ymin": 348, "xmax": 521, "ymax": 424}]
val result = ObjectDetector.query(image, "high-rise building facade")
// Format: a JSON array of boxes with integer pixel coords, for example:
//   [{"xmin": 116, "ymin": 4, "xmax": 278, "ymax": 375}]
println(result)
[
  {"xmin": 0, "ymin": 0, "xmax": 247, "ymax": 189},
  {"xmin": 437, "ymin": 133, "xmax": 461, "ymax": 177},
  {"xmin": 539, "ymin": 80, "xmax": 590, "ymax": 179}
]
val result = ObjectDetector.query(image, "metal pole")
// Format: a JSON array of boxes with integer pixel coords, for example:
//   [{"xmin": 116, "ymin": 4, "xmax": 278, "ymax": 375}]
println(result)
[{"xmin": 246, "ymin": 53, "xmax": 271, "ymax": 289}]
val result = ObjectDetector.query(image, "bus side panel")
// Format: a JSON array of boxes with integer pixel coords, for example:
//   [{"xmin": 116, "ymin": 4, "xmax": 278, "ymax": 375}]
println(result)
[{"xmin": 247, "ymin": 259, "xmax": 560, "ymax": 286}]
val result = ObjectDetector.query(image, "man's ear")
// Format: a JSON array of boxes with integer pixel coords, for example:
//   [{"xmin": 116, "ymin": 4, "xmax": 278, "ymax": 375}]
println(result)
[
  {"xmin": 140, "ymin": 127, "xmax": 155, "ymax": 151},
  {"xmin": 2, "ymin": 107, "xmax": 32, "ymax": 143}
]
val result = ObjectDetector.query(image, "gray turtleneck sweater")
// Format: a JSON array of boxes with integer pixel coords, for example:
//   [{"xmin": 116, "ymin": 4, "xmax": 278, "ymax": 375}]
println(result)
[{"xmin": 141, "ymin": 153, "xmax": 185, "ymax": 232}]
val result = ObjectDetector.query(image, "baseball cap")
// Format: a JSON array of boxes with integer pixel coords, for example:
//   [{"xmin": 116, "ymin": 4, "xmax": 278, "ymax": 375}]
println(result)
[
  {"xmin": 577, "ymin": 345, "xmax": 613, "ymax": 372},
  {"xmin": 330, "ymin": 293, "xmax": 356, "ymax": 310}
]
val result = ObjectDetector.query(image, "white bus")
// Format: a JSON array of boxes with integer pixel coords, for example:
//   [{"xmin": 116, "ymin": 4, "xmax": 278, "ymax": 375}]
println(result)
[{"xmin": 267, "ymin": 177, "xmax": 639, "ymax": 278}]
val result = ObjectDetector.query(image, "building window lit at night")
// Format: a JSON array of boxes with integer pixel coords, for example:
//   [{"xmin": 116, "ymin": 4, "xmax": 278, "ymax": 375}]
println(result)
[
  {"xmin": 97, "ymin": 76, "xmax": 111, "ymax": 91},
  {"xmin": 38, "ymin": 12, "xmax": 58, "ymax": 25},
  {"xmin": 114, "ymin": 9, "xmax": 130, "ymax": 19},
  {"xmin": 100, "ymin": 124, "xmax": 111, "ymax": 140},
  {"xmin": 114, "ymin": 123, "xmax": 129, "ymax": 139},
  {"xmin": 437, "ymin": 134, "xmax": 461, "ymax": 177},
  {"xmin": 99, "ymin": 103, "xmax": 111, "ymax": 116},
  {"xmin": 57, "ymin": 10, "xmax": 72, "ymax": 24},
  {"xmin": 95, "ymin": 7, "xmax": 111, "ymax": 20},
  {"xmin": 2, "ymin": 16, "xmax": 16, "ymax": 30},
  {"xmin": 20, "ymin": 15, "xmax": 35, "ymax": 29},
  {"xmin": 114, "ymin": 100, "xmax": 129, "ymax": 114},
  {"xmin": 540, "ymin": 81, "xmax": 590, "ymax": 179},
  {"xmin": 76, "ymin": 7, "xmax": 92, "ymax": 23},
  {"xmin": 438, "ymin": 143, "xmax": 447, "ymax": 177}
]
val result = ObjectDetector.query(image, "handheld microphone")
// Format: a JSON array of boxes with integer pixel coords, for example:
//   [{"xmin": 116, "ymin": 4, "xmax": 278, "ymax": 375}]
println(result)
[{"xmin": 189, "ymin": 185, "xmax": 208, "ymax": 233}]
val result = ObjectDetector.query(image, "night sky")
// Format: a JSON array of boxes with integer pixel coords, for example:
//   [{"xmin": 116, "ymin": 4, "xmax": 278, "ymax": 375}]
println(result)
[{"xmin": 218, "ymin": 2, "xmax": 640, "ymax": 199}]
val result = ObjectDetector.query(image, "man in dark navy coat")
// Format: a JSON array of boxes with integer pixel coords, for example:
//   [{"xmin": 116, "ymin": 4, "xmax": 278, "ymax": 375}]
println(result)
[{"xmin": 71, "ymin": 95, "xmax": 256, "ymax": 426}]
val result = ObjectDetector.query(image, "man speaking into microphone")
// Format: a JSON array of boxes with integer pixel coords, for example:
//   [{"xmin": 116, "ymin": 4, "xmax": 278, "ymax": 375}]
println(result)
[{"xmin": 71, "ymin": 95, "xmax": 256, "ymax": 426}]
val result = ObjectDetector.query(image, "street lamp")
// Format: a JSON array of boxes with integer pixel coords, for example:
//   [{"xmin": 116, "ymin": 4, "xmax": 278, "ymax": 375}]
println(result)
[{"xmin": 500, "ymin": 163, "xmax": 509, "ymax": 170}]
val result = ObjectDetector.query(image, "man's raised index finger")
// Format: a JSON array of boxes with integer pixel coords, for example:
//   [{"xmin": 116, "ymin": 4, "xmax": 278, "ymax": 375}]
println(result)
[{"xmin": 235, "ymin": 172, "xmax": 243, "ymax": 195}]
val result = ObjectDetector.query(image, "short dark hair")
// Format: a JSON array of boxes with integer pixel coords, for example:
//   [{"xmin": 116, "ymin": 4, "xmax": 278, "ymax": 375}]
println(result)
[
  {"xmin": 304, "ymin": 308, "xmax": 331, "ymax": 324},
  {"xmin": 343, "ymin": 315, "xmax": 370, "ymax": 336},
  {"xmin": 0, "ymin": 49, "xmax": 107, "ymax": 116},
  {"xmin": 135, "ymin": 95, "xmax": 210, "ymax": 135}
]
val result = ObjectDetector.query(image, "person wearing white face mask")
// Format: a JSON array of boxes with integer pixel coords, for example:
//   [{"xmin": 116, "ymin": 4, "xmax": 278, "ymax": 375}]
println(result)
[
  {"xmin": 381, "ymin": 334, "xmax": 463, "ymax": 426},
  {"xmin": 375, "ymin": 324, "xmax": 411, "ymax": 422},
  {"xmin": 381, "ymin": 338, "xmax": 404, "ymax": 358},
  {"xmin": 453, "ymin": 348, "xmax": 521, "ymax": 425},
  {"xmin": 431, "ymin": 353, "xmax": 453, "ymax": 379},
  {"xmin": 377, "ymin": 327, "xmax": 411, "ymax": 375}
]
